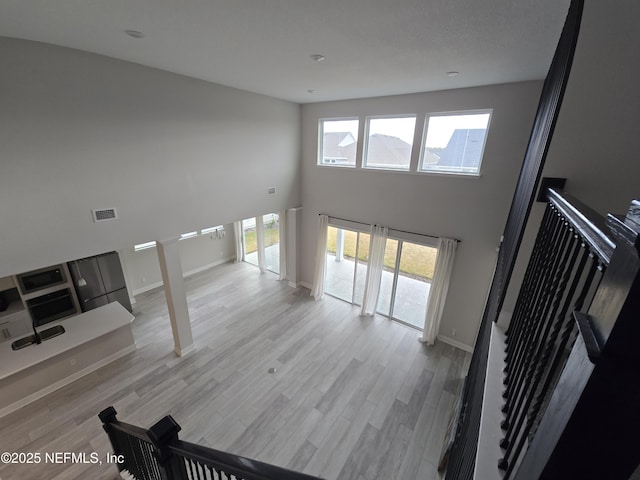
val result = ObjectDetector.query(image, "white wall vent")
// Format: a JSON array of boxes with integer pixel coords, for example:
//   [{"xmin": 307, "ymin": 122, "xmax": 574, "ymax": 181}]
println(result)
[{"xmin": 92, "ymin": 208, "xmax": 118, "ymax": 222}]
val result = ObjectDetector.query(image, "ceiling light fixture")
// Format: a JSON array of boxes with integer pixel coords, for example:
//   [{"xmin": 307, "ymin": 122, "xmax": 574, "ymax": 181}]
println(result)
[
  {"xmin": 310, "ymin": 54, "xmax": 325, "ymax": 62},
  {"xmin": 125, "ymin": 30, "xmax": 144, "ymax": 39},
  {"xmin": 307, "ymin": 89, "xmax": 316, "ymax": 94},
  {"xmin": 446, "ymin": 71, "xmax": 459, "ymax": 77}
]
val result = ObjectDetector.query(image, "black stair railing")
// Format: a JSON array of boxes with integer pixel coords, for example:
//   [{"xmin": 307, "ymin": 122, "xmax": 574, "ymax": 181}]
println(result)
[
  {"xmin": 445, "ymin": 188, "xmax": 640, "ymax": 480},
  {"xmin": 98, "ymin": 406, "xmax": 323, "ymax": 480},
  {"xmin": 497, "ymin": 189, "xmax": 612, "ymax": 478}
]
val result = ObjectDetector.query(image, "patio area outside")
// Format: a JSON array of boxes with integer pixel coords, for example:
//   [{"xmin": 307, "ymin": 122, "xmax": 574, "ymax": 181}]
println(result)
[{"xmin": 325, "ymin": 252, "xmax": 431, "ymax": 329}]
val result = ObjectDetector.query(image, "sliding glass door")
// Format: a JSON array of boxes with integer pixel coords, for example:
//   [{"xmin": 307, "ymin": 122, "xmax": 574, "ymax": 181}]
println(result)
[
  {"xmin": 263, "ymin": 213, "xmax": 280, "ymax": 274},
  {"xmin": 325, "ymin": 226, "xmax": 369, "ymax": 304},
  {"xmin": 325, "ymin": 225, "xmax": 438, "ymax": 330},
  {"xmin": 242, "ymin": 218, "xmax": 258, "ymax": 267},
  {"xmin": 388, "ymin": 241, "xmax": 437, "ymax": 328},
  {"xmin": 241, "ymin": 213, "xmax": 281, "ymax": 274}
]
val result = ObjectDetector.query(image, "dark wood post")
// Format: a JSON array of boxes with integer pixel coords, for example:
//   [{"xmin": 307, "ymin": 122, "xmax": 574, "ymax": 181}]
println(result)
[
  {"xmin": 98, "ymin": 406, "xmax": 127, "ymax": 474},
  {"xmin": 148, "ymin": 415, "xmax": 188, "ymax": 480},
  {"xmin": 98, "ymin": 405, "xmax": 118, "ymax": 426},
  {"xmin": 514, "ymin": 201, "xmax": 640, "ymax": 480}
]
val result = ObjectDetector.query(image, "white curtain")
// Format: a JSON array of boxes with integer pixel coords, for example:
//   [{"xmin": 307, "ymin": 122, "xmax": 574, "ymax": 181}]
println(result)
[
  {"xmin": 360, "ymin": 225, "xmax": 388, "ymax": 316},
  {"xmin": 233, "ymin": 221, "xmax": 244, "ymax": 262},
  {"xmin": 278, "ymin": 209, "xmax": 287, "ymax": 281},
  {"xmin": 256, "ymin": 216, "xmax": 266, "ymax": 273},
  {"xmin": 310, "ymin": 214, "xmax": 329, "ymax": 299},
  {"xmin": 420, "ymin": 237, "xmax": 457, "ymax": 344}
]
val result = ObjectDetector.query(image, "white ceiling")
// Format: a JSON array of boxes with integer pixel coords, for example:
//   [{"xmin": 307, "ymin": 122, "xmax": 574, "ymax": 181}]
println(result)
[{"xmin": 0, "ymin": 0, "xmax": 570, "ymax": 104}]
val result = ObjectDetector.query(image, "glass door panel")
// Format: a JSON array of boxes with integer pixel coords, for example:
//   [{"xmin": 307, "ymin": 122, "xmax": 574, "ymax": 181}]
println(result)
[
  {"xmin": 326, "ymin": 227, "xmax": 355, "ymax": 302},
  {"xmin": 325, "ymin": 226, "xmax": 438, "ymax": 332},
  {"xmin": 242, "ymin": 218, "xmax": 258, "ymax": 267},
  {"xmin": 391, "ymin": 242, "xmax": 437, "ymax": 328},
  {"xmin": 263, "ymin": 213, "xmax": 280, "ymax": 274},
  {"xmin": 376, "ymin": 239, "xmax": 398, "ymax": 315}
]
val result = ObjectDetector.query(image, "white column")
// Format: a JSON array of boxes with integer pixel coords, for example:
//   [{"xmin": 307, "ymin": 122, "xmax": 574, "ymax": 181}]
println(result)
[
  {"xmin": 156, "ymin": 237, "xmax": 194, "ymax": 357},
  {"xmin": 335, "ymin": 228, "xmax": 345, "ymax": 262},
  {"xmin": 286, "ymin": 207, "xmax": 302, "ymax": 287}
]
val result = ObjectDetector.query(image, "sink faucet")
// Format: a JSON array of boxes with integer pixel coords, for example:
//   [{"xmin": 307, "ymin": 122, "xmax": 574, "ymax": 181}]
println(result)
[{"xmin": 32, "ymin": 319, "xmax": 42, "ymax": 345}]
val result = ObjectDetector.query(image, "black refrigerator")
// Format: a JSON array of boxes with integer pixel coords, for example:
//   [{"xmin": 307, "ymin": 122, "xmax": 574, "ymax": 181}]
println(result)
[{"xmin": 68, "ymin": 251, "xmax": 132, "ymax": 313}]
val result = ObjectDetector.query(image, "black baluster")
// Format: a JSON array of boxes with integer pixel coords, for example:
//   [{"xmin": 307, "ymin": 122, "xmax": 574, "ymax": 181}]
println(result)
[
  {"xmin": 499, "ymin": 230, "xmax": 580, "ymax": 468},
  {"xmin": 502, "ymin": 215, "xmax": 571, "ymax": 423},
  {"xmin": 502, "ymin": 255, "xmax": 601, "ymax": 479},
  {"xmin": 504, "ymin": 210, "xmax": 565, "ymax": 392},
  {"xmin": 505, "ymin": 205, "xmax": 556, "ymax": 345}
]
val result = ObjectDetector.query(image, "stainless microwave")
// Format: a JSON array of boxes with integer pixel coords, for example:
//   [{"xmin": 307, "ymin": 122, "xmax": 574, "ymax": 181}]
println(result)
[{"xmin": 16, "ymin": 265, "xmax": 67, "ymax": 295}]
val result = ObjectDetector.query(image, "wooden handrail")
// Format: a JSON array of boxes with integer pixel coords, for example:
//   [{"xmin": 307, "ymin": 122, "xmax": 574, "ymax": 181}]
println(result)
[
  {"xmin": 98, "ymin": 406, "xmax": 323, "ymax": 480},
  {"xmin": 546, "ymin": 188, "xmax": 615, "ymax": 264}
]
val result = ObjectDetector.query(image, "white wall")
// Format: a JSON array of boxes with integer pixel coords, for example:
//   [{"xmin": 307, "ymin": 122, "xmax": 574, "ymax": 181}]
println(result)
[
  {"xmin": 0, "ymin": 37, "xmax": 300, "ymax": 278},
  {"xmin": 502, "ymin": 0, "xmax": 640, "ymax": 314},
  {"xmin": 120, "ymin": 223, "xmax": 236, "ymax": 296},
  {"xmin": 300, "ymin": 82, "xmax": 543, "ymax": 349}
]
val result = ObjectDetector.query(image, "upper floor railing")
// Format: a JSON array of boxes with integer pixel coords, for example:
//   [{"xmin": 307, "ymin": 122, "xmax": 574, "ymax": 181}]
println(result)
[
  {"xmin": 445, "ymin": 188, "xmax": 640, "ymax": 480},
  {"xmin": 499, "ymin": 188, "xmax": 613, "ymax": 477},
  {"xmin": 98, "ymin": 406, "xmax": 323, "ymax": 480}
]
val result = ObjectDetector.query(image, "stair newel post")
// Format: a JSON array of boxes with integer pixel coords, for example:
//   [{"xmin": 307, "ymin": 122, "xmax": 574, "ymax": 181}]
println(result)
[
  {"xmin": 148, "ymin": 415, "xmax": 188, "ymax": 480},
  {"xmin": 98, "ymin": 406, "xmax": 127, "ymax": 475},
  {"xmin": 98, "ymin": 405, "xmax": 118, "ymax": 434}
]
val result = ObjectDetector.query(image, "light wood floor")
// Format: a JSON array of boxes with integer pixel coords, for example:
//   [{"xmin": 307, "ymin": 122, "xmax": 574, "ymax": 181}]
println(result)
[{"xmin": 0, "ymin": 261, "xmax": 470, "ymax": 480}]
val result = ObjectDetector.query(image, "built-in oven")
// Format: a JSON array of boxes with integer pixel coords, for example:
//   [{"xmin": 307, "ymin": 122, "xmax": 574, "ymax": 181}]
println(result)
[
  {"xmin": 26, "ymin": 288, "xmax": 77, "ymax": 327},
  {"xmin": 16, "ymin": 265, "xmax": 66, "ymax": 295}
]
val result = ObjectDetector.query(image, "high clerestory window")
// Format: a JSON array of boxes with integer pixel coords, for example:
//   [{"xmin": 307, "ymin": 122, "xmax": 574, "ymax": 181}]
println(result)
[
  {"xmin": 317, "ymin": 110, "xmax": 492, "ymax": 176},
  {"xmin": 419, "ymin": 111, "xmax": 492, "ymax": 176},
  {"xmin": 318, "ymin": 118, "xmax": 359, "ymax": 167},
  {"xmin": 363, "ymin": 115, "xmax": 416, "ymax": 171}
]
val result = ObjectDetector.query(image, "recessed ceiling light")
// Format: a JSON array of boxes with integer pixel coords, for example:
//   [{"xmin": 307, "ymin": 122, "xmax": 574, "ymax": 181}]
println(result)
[
  {"xmin": 125, "ymin": 30, "xmax": 144, "ymax": 39},
  {"xmin": 446, "ymin": 71, "xmax": 459, "ymax": 77},
  {"xmin": 310, "ymin": 54, "xmax": 325, "ymax": 62}
]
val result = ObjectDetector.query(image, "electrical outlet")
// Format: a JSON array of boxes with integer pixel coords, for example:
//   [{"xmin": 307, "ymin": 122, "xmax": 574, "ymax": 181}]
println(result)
[
  {"xmin": 267, "ymin": 187, "xmax": 276, "ymax": 195},
  {"xmin": 452, "ymin": 328, "xmax": 457, "ymax": 337},
  {"xmin": 70, "ymin": 358, "xmax": 76, "ymax": 366}
]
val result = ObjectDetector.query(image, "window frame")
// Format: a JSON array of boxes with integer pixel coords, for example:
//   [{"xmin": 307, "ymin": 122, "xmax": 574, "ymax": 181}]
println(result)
[
  {"xmin": 134, "ymin": 241, "xmax": 157, "ymax": 252},
  {"xmin": 317, "ymin": 117, "xmax": 360, "ymax": 168},
  {"xmin": 419, "ymin": 109, "xmax": 493, "ymax": 177},
  {"xmin": 200, "ymin": 225, "xmax": 224, "ymax": 235},
  {"xmin": 362, "ymin": 114, "xmax": 417, "ymax": 172}
]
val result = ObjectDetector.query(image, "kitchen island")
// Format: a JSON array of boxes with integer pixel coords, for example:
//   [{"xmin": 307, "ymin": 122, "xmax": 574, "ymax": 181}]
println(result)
[{"xmin": 0, "ymin": 302, "xmax": 135, "ymax": 417}]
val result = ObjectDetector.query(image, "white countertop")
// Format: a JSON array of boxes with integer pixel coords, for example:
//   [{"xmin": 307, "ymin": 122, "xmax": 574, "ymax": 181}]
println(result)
[{"xmin": 0, "ymin": 302, "xmax": 134, "ymax": 380}]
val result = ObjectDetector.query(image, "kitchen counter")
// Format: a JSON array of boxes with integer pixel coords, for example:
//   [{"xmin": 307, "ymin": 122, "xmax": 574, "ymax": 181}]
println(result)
[{"xmin": 0, "ymin": 302, "xmax": 136, "ymax": 417}]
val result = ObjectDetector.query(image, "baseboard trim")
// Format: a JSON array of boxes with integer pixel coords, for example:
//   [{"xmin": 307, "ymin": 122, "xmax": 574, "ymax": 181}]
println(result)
[
  {"xmin": 298, "ymin": 281, "xmax": 312, "ymax": 290},
  {"xmin": 132, "ymin": 281, "xmax": 163, "ymax": 297},
  {"xmin": 0, "ymin": 344, "xmax": 137, "ymax": 418},
  {"xmin": 132, "ymin": 256, "xmax": 235, "ymax": 297},
  {"xmin": 438, "ymin": 334, "xmax": 473, "ymax": 353},
  {"xmin": 183, "ymin": 256, "xmax": 235, "ymax": 278},
  {"xmin": 174, "ymin": 343, "xmax": 196, "ymax": 357}
]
